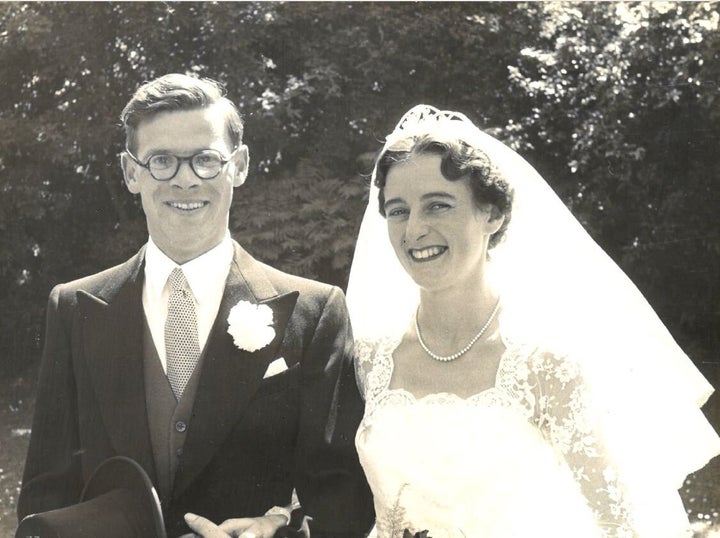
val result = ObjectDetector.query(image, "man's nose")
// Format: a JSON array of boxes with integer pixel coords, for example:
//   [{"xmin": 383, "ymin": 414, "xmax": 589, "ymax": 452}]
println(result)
[{"xmin": 170, "ymin": 161, "xmax": 202, "ymax": 189}]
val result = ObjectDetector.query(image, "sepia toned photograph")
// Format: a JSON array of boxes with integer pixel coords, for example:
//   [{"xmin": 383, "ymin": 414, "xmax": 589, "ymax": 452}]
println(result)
[{"xmin": 1, "ymin": 2, "xmax": 719, "ymax": 537}]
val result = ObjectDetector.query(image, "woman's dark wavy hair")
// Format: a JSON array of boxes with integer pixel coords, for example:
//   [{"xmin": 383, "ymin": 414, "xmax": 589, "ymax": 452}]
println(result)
[{"xmin": 373, "ymin": 134, "xmax": 514, "ymax": 249}]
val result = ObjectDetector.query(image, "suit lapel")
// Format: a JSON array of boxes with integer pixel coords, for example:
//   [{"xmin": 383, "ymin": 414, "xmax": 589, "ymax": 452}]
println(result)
[
  {"xmin": 77, "ymin": 248, "xmax": 157, "ymax": 479},
  {"xmin": 173, "ymin": 243, "xmax": 299, "ymax": 496}
]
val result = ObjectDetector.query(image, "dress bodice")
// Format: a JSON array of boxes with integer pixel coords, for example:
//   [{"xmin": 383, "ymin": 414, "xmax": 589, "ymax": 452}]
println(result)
[{"xmin": 354, "ymin": 332, "xmax": 642, "ymax": 538}]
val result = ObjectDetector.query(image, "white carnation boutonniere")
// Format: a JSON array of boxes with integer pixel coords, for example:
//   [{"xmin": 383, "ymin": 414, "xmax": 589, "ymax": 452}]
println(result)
[{"xmin": 227, "ymin": 300, "xmax": 276, "ymax": 352}]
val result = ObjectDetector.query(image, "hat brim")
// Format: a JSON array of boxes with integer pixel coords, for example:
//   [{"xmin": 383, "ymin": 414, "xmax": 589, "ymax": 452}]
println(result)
[
  {"xmin": 16, "ymin": 456, "xmax": 166, "ymax": 538},
  {"xmin": 81, "ymin": 456, "xmax": 166, "ymax": 537}
]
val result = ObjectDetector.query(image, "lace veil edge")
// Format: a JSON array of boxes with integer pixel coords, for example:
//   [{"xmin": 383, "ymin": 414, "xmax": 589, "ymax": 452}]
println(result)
[{"xmin": 346, "ymin": 104, "xmax": 720, "ymax": 504}]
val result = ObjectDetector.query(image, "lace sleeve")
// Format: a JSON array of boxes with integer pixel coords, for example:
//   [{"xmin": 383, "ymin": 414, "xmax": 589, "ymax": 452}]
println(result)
[
  {"xmin": 529, "ymin": 350, "xmax": 635, "ymax": 538},
  {"xmin": 354, "ymin": 338, "xmax": 377, "ymax": 401}
]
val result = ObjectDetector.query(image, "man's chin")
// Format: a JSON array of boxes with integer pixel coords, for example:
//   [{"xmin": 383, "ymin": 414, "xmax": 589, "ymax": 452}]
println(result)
[{"xmin": 153, "ymin": 237, "xmax": 218, "ymax": 265}]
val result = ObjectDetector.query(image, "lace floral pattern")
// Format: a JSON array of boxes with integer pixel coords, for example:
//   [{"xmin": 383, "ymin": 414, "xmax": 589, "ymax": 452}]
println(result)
[{"xmin": 355, "ymin": 329, "xmax": 636, "ymax": 538}]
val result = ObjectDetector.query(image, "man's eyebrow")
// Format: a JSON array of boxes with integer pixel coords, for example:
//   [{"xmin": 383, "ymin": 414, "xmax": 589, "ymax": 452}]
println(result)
[
  {"xmin": 138, "ymin": 147, "xmax": 202, "ymax": 159},
  {"xmin": 135, "ymin": 146, "xmax": 169, "ymax": 159}
]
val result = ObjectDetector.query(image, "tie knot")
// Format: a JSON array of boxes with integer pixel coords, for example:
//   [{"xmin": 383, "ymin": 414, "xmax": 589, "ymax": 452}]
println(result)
[{"xmin": 168, "ymin": 267, "xmax": 190, "ymax": 293}]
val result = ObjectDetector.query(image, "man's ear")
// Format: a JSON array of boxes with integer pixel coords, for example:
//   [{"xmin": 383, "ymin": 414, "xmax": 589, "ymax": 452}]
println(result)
[
  {"xmin": 120, "ymin": 152, "xmax": 141, "ymax": 194},
  {"xmin": 232, "ymin": 145, "xmax": 249, "ymax": 187}
]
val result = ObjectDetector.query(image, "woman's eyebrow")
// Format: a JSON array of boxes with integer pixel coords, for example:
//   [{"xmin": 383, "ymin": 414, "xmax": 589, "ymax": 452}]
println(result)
[
  {"xmin": 420, "ymin": 191, "xmax": 456, "ymax": 201},
  {"xmin": 384, "ymin": 191, "xmax": 456, "ymax": 210},
  {"xmin": 383, "ymin": 196, "xmax": 405, "ymax": 209}
]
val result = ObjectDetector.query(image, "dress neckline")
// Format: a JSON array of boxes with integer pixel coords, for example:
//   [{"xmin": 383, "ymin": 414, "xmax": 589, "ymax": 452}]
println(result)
[{"xmin": 372, "ymin": 329, "xmax": 524, "ymax": 405}]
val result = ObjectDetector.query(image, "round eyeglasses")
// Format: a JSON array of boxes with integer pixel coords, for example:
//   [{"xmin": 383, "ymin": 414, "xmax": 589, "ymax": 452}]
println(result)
[{"xmin": 125, "ymin": 148, "xmax": 237, "ymax": 181}]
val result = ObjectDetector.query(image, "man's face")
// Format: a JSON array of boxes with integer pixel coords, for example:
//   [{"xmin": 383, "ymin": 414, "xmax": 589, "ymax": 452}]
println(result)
[{"xmin": 122, "ymin": 104, "xmax": 248, "ymax": 264}]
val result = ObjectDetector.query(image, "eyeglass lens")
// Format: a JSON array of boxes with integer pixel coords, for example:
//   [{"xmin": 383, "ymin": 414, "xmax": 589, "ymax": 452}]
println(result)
[{"xmin": 148, "ymin": 151, "xmax": 224, "ymax": 180}]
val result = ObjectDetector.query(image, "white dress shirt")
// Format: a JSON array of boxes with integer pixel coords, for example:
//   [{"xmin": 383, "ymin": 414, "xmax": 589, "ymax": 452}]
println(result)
[{"xmin": 143, "ymin": 233, "xmax": 234, "ymax": 373}]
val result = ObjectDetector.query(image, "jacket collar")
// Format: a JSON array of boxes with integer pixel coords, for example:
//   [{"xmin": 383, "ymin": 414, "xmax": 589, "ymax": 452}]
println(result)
[
  {"xmin": 76, "ymin": 243, "xmax": 299, "ymax": 497},
  {"xmin": 77, "ymin": 247, "xmax": 156, "ymax": 477}
]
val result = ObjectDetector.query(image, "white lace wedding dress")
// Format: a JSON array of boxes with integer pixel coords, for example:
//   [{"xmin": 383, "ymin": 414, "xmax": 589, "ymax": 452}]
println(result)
[
  {"xmin": 349, "ymin": 105, "xmax": 719, "ymax": 538},
  {"xmin": 355, "ymin": 330, "xmax": 646, "ymax": 538}
]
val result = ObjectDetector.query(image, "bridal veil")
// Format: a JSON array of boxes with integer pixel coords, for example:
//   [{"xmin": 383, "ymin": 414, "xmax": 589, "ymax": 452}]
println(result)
[{"xmin": 347, "ymin": 105, "xmax": 720, "ymax": 536}]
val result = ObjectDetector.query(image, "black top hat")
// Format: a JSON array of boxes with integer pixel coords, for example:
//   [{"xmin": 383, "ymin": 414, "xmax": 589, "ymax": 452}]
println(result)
[{"xmin": 16, "ymin": 456, "xmax": 166, "ymax": 538}]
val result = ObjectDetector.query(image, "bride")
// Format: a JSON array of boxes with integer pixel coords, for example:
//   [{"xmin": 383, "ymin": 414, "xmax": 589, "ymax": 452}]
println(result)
[{"xmin": 347, "ymin": 105, "xmax": 720, "ymax": 537}]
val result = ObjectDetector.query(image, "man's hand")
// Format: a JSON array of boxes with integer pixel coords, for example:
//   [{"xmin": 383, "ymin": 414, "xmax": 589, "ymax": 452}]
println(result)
[
  {"xmin": 180, "ymin": 512, "xmax": 289, "ymax": 538},
  {"xmin": 179, "ymin": 514, "xmax": 230, "ymax": 538}
]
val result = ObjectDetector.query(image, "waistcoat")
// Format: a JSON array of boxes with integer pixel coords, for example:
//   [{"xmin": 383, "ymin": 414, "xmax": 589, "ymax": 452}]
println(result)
[{"xmin": 143, "ymin": 316, "xmax": 207, "ymax": 501}]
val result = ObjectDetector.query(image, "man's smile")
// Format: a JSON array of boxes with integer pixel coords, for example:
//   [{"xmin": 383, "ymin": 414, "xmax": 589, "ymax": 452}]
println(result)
[{"xmin": 165, "ymin": 201, "xmax": 209, "ymax": 211}]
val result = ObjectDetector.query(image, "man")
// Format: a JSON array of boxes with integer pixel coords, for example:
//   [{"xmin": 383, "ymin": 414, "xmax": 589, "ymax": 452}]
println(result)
[{"xmin": 18, "ymin": 74, "xmax": 373, "ymax": 537}]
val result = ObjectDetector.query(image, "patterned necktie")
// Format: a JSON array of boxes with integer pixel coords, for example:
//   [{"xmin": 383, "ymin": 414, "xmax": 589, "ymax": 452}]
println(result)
[{"xmin": 165, "ymin": 267, "xmax": 201, "ymax": 400}]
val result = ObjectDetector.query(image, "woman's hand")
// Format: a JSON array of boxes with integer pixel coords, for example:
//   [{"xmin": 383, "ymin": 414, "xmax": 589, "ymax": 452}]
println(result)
[{"xmin": 181, "ymin": 512, "xmax": 289, "ymax": 538}]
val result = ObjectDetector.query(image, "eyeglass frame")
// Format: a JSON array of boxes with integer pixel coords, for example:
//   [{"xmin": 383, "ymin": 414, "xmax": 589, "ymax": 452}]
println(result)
[{"xmin": 123, "ymin": 147, "xmax": 239, "ymax": 181}]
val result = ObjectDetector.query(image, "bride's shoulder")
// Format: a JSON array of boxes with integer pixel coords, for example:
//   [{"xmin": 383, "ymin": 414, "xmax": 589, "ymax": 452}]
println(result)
[
  {"xmin": 354, "ymin": 334, "xmax": 399, "ymax": 365},
  {"xmin": 353, "ymin": 334, "xmax": 400, "ymax": 399},
  {"xmin": 498, "ymin": 311, "xmax": 585, "ymax": 384},
  {"xmin": 354, "ymin": 337, "xmax": 381, "ymax": 365},
  {"xmin": 354, "ymin": 337, "xmax": 380, "ymax": 358},
  {"xmin": 526, "ymin": 346, "xmax": 583, "ymax": 386},
  {"xmin": 501, "ymin": 330, "xmax": 583, "ymax": 385}
]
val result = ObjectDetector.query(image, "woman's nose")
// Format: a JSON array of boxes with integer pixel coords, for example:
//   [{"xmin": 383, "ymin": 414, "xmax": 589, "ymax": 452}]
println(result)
[{"xmin": 405, "ymin": 212, "xmax": 429, "ymax": 242}]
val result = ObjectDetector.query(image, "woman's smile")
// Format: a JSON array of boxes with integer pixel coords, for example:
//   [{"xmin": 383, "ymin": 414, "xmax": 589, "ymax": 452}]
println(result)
[{"xmin": 409, "ymin": 246, "xmax": 447, "ymax": 261}]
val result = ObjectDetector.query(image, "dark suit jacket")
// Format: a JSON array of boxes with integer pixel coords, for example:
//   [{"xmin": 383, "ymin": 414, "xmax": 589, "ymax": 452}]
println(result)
[{"xmin": 17, "ymin": 241, "xmax": 374, "ymax": 537}]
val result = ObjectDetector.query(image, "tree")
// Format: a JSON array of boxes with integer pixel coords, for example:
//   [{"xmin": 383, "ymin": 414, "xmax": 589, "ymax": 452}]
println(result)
[
  {"xmin": 504, "ymin": 2, "xmax": 720, "ymax": 373},
  {"xmin": 0, "ymin": 2, "xmax": 540, "ymax": 375},
  {"xmin": 1, "ymin": 2, "xmax": 718, "ymax": 389}
]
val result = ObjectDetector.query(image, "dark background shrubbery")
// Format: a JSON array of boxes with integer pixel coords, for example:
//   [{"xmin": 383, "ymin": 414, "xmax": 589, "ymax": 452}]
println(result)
[
  {"xmin": 0, "ymin": 4, "xmax": 718, "ymax": 530},
  {"xmin": 2, "ymin": 2, "xmax": 719, "ymax": 386}
]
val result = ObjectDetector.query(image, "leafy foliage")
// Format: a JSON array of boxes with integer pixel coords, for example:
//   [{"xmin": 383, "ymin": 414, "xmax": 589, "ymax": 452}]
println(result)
[
  {"xmin": 0, "ymin": 2, "xmax": 719, "ymax": 390},
  {"xmin": 504, "ymin": 2, "xmax": 720, "ymax": 368},
  {"xmin": 231, "ymin": 157, "xmax": 368, "ymax": 288}
]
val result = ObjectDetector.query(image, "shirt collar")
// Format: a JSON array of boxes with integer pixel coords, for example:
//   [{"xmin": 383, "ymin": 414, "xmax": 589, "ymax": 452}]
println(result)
[{"xmin": 144, "ymin": 232, "xmax": 234, "ymax": 303}]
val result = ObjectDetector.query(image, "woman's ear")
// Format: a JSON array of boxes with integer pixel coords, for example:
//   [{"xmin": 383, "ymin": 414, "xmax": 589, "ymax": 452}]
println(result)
[
  {"xmin": 484, "ymin": 206, "xmax": 505, "ymax": 235},
  {"xmin": 120, "ymin": 153, "xmax": 141, "ymax": 194}
]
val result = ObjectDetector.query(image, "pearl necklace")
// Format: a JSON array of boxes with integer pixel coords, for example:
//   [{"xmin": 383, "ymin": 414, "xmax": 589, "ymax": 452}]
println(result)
[{"xmin": 414, "ymin": 299, "xmax": 501, "ymax": 362}]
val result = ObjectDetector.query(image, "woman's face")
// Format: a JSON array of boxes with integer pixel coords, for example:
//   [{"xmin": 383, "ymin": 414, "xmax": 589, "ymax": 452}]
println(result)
[{"xmin": 383, "ymin": 153, "xmax": 501, "ymax": 293}]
